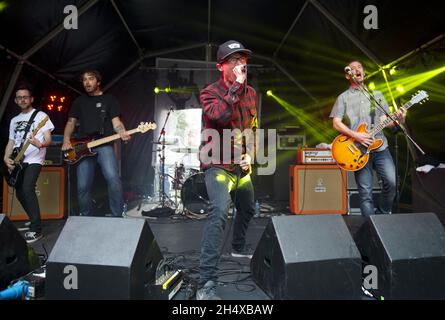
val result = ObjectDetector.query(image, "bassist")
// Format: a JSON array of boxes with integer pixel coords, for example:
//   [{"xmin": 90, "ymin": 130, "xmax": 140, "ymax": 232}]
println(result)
[
  {"xmin": 330, "ymin": 61, "xmax": 406, "ymax": 217},
  {"xmin": 61, "ymin": 70, "xmax": 130, "ymax": 217},
  {"xmin": 3, "ymin": 84, "xmax": 54, "ymax": 243}
]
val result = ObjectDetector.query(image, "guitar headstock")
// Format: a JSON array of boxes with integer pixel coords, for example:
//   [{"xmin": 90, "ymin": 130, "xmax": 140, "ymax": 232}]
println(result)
[
  {"xmin": 137, "ymin": 122, "xmax": 157, "ymax": 133},
  {"xmin": 410, "ymin": 90, "xmax": 429, "ymax": 105}
]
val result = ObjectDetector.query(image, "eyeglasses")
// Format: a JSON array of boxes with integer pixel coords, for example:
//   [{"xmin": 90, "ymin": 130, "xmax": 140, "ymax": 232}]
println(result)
[
  {"xmin": 15, "ymin": 96, "xmax": 31, "ymax": 101},
  {"xmin": 226, "ymin": 56, "xmax": 248, "ymax": 64}
]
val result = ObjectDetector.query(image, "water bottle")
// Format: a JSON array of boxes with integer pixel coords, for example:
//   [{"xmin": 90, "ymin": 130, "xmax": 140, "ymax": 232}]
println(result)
[{"xmin": 255, "ymin": 200, "xmax": 260, "ymax": 217}]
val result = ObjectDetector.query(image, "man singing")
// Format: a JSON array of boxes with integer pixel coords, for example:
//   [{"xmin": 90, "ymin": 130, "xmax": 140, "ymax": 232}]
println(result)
[{"xmin": 197, "ymin": 40, "xmax": 258, "ymax": 300}]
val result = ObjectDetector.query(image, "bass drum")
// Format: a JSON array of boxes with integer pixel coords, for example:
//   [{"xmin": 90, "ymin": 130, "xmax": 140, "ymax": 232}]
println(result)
[{"xmin": 181, "ymin": 173, "xmax": 209, "ymax": 216}]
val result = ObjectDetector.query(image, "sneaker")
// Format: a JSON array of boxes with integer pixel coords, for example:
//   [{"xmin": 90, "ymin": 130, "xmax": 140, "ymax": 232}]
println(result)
[
  {"xmin": 17, "ymin": 221, "xmax": 31, "ymax": 231},
  {"xmin": 24, "ymin": 232, "xmax": 43, "ymax": 244},
  {"xmin": 196, "ymin": 281, "xmax": 221, "ymax": 300},
  {"xmin": 231, "ymin": 247, "xmax": 253, "ymax": 259}
]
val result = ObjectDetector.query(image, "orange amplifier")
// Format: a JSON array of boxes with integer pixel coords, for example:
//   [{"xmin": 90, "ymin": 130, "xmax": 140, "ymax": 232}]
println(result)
[
  {"xmin": 297, "ymin": 148, "xmax": 336, "ymax": 164},
  {"xmin": 3, "ymin": 166, "xmax": 65, "ymax": 220},
  {"xmin": 289, "ymin": 165, "xmax": 347, "ymax": 215}
]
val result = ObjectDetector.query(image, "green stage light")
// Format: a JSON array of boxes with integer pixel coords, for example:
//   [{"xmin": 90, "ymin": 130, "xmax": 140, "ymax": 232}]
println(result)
[
  {"xmin": 368, "ymin": 82, "xmax": 376, "ymax": 91},
  {"xmin": 154, "ymin": 87, "xmax": 160, "ymax": 94},
  {"xmin": 0, "ymin": 1, "xmax": 8, "ymax": 12},
  {"xmin": 396, "ymin": 85, "xmax": 405, "ymax": 93},
  {"xmin": 389, "ymin": 67, "xmax": 397, "ymax": 75},
  {"xmin": 266, "ymin": 90, "xmax": 273, "ymax": 97}
]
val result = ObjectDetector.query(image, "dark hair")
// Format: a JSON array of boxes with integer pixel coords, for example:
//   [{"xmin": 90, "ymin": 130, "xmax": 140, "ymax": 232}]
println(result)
[
  {"xmin": 79, "ymin": 69, "xmax": 102, "ymax": 83},
  {"xmin": 15, "ymin": 83, "xmax": 33, "ymax": 97}
]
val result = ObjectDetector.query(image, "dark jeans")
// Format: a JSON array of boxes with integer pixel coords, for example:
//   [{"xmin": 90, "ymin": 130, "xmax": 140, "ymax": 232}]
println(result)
[
  {"xmin": 76, "ymin": 145, "xmax": 124, "ymax": 217},
  {"xmin": 199, "ymin": 167, "xmax": 255, "ymax": 286},
  {"xmin": 355, "ymin": 148, "xmax": 396, "ymax": 217},
  {"xmin": 15, "ymin": 163, "xmax": 42, "ymax": 233}
]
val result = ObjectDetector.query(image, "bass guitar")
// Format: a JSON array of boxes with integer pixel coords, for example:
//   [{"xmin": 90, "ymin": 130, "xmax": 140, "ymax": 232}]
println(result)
[{"xmin": 63, "ymin": 122, "xmax": 157, "ymax": 164}]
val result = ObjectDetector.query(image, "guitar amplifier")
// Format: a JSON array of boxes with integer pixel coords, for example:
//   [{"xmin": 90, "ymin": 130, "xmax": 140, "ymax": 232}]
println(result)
[
  {"xmin": 43, "ymin": 145, "xmax": 63, "ymax": 166},
  {"xmin": 3, "ymin": 166, "xmax": 65, "ymax": 220},
  {"xmin": 289, "ymin": 165, "xmax": 347, "ymax": 215},
  {"xmin": 297, "ymin": 148, "xmax": 336, "ymax": 165}
]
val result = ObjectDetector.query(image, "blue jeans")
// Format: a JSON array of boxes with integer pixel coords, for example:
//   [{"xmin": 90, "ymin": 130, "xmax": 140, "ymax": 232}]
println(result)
[
  {"xmin": 76, "ymin": 145, "xmax": 124, "ymax": 217},
  {"xmin": 199, "ymin": 167, "xmax": 255, "ymax": 286},
  {"xmin": 355, "ymin": 148, "xmax": 396, "ymax": 217}
]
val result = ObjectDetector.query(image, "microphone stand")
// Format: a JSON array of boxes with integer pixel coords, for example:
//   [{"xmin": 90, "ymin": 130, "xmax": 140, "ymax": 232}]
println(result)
[
  {"xmin": 348, "ymin": 72, "xmax": 426, "ymax": 213},
  {"xmin": 142, "ymin": 108, "xmax": 176, "ymax": 217}
]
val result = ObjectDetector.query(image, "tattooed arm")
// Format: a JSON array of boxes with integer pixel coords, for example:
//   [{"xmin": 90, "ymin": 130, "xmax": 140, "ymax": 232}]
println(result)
[
  {"xmin": 112, "ymin": 117, "xmax": 131, "ymax": 141},
  {"xmin": 62, "ymin": 117, "xmax": 77, "ymax": 151}
]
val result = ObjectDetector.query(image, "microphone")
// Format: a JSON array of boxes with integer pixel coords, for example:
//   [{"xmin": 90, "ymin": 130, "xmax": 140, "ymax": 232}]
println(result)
[
  {"xmin": 242, "ymin": 65, "xmax": 247, "ymax": 73},
  {"xmin": 344, "ymin": 66, "xmax": 352, "ymax": 75}
]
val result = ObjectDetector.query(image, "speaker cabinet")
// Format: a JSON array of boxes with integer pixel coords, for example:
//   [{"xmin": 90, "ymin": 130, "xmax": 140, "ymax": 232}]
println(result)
[
  {"xmin": 251, "ymin": 215, "xmax": 362, "ymax": 299},
  {"xmin": 2, "ymin": 166, "xmax": 65, "ymax": 220},
  {"xmin": 289, "ymin": 165, "xmax": 347, "ymax": 214},
  {"xmin": 355, "ymin": 213, "xmax": 445, "ymax": 299},
  {"xmin": 46, "ymin": 216, "xmax": 163, "ymax": 299},
  {"xmin": 0, "ymin": 214, "xmax": 32, "ymax": 289}
]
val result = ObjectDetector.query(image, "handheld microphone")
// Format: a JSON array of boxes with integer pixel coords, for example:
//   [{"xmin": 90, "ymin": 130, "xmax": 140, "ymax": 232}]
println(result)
[{"xmin": 344, "ymin": 66, "xmax": 352, "ymax": 74}]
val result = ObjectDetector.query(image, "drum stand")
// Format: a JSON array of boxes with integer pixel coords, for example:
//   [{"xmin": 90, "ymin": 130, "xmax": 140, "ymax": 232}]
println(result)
[{"xmin": 142, "ymin": 108, "xmax": 177, "ymax": 217}]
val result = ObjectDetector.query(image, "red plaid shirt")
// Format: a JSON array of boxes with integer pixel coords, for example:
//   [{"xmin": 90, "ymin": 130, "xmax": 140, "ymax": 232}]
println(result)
[{"xmin": 199, "ymin": 77, "xmax": 258, "ymax": 172}]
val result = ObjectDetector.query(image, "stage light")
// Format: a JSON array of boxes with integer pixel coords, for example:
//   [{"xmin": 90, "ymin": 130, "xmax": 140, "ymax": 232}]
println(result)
[
  {"xmin": 165, "ymin": 87, "xmax": 172, "ymax": 93},
  {"xmin": 266, "ymin": 90, "xmax": 273, "ymax": 97},
  {"xmin": 389, "ymin": 67, "xmax": 397, "ymax": 75},
  {"xmin": 396, "ymin": 85, "xmax": 405, "ymax": 93},
  {"xmin": 154, "ymin": 87, "xmax": 160, "ymax": 94},
  {"xmin": 368, "ymin": 82, "xmax": 376, "ymax": 90},
  {"xmin": 0, "ymin": 1, "xmax": 8, "ymax": 12}
]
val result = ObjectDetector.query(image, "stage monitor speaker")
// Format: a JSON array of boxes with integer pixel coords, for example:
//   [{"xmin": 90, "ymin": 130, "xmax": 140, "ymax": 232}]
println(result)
[
  {"xmin": 355, "ymin": 213, "xmax": 445, "ymax": 299},
  {"xmin": 0, "ymin": 214, "xmax": 32, "ymax": 289},
  {"xmin": 2, "ymin": 166, "xmax": 65, "ymax": 220},
  {"xmin": 46, "ymin": 216, "xmax": 163, "ymax": 299},
  {"xmin": 289, "ymin": 165, "xmax": 347, "ymax": 214},
  {"xmin": 251, "ymin": 215, "xmax": 362, "ymax": 299}
]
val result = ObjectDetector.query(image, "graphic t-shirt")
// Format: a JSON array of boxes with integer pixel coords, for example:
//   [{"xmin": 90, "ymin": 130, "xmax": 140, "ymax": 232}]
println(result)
[{"xmin": 8, "ymin": 109, "xmax": 55, "ymax": 164}]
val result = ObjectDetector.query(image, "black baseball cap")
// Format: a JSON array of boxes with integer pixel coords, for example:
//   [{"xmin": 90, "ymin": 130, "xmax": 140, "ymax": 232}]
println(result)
[{"xmin": 217, "ymin": 40, "xmax": 252, "ymax": 63}]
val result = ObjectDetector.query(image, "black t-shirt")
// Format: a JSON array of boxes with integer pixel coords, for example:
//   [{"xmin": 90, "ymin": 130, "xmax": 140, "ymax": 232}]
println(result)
[{"xmin": 69, "ymin": 94, "xmax": 121, "ymax": 138}]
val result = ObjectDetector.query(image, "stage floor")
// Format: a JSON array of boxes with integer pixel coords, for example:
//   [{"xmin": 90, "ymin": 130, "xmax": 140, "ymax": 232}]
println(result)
[{"xmin": 15, "ymin": 203, "xmax": 367, "ymax": 300}]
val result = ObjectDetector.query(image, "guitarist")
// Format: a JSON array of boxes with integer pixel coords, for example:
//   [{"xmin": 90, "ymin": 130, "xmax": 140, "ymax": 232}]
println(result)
[
  {"xmin": 61, "ymin": 70, "xmax": 130, "ymax": 217},
  {"xmin": 330, "ymin": 61, "xmax": 406, "ymax": 217},
  {"xmin": 3, "ymin": 84, "xmax": 54, "ymax": 244},
  {"xmin": 196, "ymin": 40, "xmax": 257, "ymax": 300}
]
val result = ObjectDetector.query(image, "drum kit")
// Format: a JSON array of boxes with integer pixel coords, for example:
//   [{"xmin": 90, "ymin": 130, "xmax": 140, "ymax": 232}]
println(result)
[{"xmin": 150, "ymin": 109, "xmax": 209, "ymax": 217}]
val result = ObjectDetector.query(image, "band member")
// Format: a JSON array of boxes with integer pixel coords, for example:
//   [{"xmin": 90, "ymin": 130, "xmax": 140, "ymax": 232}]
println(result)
[
  {"xmin": 4, "ymin": 85, "xmax": 54, "ymax": 243},
  {"xmin": 330, "ymin": 61, "xmax": 406, "ymax": 217},
  {"xmin": 197, "ymin": 40, "xmax": 258, "ymax": 300},
  {"xmin": 61, "ymin": 70, "xmax": 130, "ymax": 217}
]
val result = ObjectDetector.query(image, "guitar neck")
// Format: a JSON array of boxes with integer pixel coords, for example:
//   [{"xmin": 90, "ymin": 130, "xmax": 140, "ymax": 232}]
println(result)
[
  {"xmin": 87, "ymin": 128, "xmax": 139, "ymax": 148},
  {"xmin": 369, "ymin": 102, "xmax": 412, "ymax": 137},
  {"xmin": 14, "ymin": 140, "xmax": 31, "ymax": 162}
]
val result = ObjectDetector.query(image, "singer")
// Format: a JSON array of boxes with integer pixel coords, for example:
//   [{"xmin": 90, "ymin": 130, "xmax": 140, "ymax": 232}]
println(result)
[
  {"xmin": 330, "ymin": 61, "xmax": 406, "ymax": 217},
  {"xmin": 197, "ymin": 40, "xmax": 258, "ymax": 300},
  {"xmin": 61, "ymin": 70, "xmax": 130, "ymax": 217}
]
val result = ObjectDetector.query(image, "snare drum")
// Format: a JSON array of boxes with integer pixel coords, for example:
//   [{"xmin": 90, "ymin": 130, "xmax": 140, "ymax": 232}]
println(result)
[{"xmin": 181, "ymin": 173, "xmax": 209, "ymax": 215}]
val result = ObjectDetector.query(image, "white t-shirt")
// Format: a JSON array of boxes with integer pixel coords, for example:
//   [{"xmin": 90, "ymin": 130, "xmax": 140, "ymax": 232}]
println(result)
[{"xmin": 8, "ymin": 109, "xmax": 55, "ymax": 165}]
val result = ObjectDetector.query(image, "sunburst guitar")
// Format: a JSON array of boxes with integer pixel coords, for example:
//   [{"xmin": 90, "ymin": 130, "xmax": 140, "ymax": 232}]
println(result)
[
  {"xmin": 64, "ymin": 122, "xmax": 156, "ymax": 164},
  {"xmin": 331, "ymin": 90, "xmax": 428, "ymax": 172}
]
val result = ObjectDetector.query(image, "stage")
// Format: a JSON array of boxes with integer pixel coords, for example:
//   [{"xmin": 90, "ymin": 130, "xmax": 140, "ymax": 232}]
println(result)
[{"xmin": 17, "ymin": 203, "xmax": 368, "ymax": 300}]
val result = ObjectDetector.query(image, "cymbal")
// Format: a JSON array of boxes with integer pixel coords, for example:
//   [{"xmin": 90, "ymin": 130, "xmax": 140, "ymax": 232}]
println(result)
[
  {"xmin": 152, "ymin": 140, "xmax": 176, "ymax": 145},
  {"xmin": 170, "ymin": 147, "xmax": 199, "ymax": 153}
]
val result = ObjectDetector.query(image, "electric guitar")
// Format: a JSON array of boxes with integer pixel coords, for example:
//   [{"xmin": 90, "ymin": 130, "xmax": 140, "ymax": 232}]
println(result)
[
  {"xmin": 331, "ymin": 90, "xmax": 428, "ymax": 172},
  {"xmin": 4, "ymin": 116, "xmax": 49, "ymax": 187},
  {"xmin": 63, "ymin": 122, "xmax": 157, "ymax": 164}
]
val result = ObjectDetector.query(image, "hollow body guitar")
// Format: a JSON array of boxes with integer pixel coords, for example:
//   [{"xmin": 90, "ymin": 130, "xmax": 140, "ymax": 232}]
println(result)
[{"xmin": 331, "ymin": 90, "xmax": 428, "ymax": 172}]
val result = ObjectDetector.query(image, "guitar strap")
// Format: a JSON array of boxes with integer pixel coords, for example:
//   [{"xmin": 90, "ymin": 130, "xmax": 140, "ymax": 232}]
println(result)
[
  {"xmin": 17, "ymin": 110, "xmax": 39, "ymax": 152},
  {"xmin": 99, "ymin": 100, "xmax": 108, "ymax": 136},
  {"xmin": 368, "ymin": 91, "xmax": 376, "ymax": 127}
]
